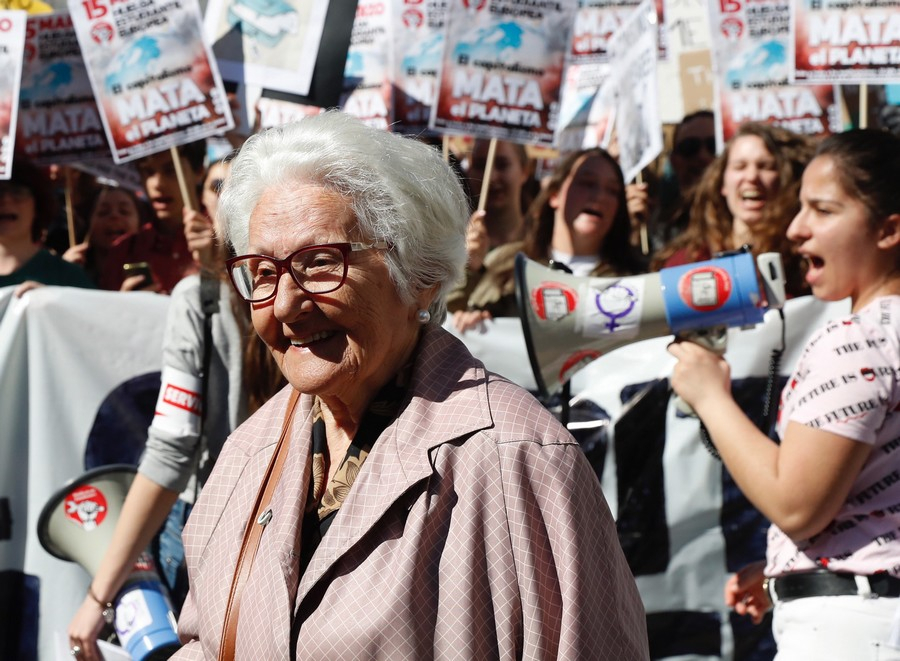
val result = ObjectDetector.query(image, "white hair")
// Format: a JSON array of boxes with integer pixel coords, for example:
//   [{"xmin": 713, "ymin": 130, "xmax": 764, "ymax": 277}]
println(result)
[{"xmin": 219, "ymin": 111, "xmax": 470, "ymax": 323}]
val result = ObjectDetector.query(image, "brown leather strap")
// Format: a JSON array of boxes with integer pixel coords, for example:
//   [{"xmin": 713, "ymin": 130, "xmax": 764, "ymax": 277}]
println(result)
[{"xmin": 218, "ymin": 389, "xmax": 301, "ymax": 660}]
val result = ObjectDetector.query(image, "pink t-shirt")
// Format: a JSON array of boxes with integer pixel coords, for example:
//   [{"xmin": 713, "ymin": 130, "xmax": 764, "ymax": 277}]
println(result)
[{"xmin": 766, "ymin": 295, "xmax": 900, "ymax": 577}]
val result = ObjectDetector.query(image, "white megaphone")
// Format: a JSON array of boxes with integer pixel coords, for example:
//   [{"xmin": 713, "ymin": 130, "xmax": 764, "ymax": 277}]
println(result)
[
  {"xmin": 514, "ymin": 247, "xmax": 786, "ymax": 398},
  {"xmin": 37, "ymin": 464, "xmax": 180, "ymax": 661}
]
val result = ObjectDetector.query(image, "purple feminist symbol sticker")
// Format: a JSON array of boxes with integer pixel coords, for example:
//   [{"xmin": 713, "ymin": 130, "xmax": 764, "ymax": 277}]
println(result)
[{"xmin": 595, "ymin": 283, "xmax": 636, "ymax": 331}]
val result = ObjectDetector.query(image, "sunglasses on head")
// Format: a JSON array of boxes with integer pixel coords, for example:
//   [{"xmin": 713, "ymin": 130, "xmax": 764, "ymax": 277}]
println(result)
[{"xmin": 674, "ymin": 136, "xmax": 717, "ymax": 158}]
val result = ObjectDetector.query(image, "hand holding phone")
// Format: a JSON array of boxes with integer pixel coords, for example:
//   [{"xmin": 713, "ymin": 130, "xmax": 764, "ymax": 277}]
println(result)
[{"xmin": 122, "ymin": 261, "xmax": 153, "ymax": 290}]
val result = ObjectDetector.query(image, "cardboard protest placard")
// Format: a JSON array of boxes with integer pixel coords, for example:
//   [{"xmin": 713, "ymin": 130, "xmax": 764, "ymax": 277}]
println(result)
[
  {"xmin": 204, "ymin": 0, "xmax": 329, "ymax": 97},
  {"xmin": 710, "ymin": 0, "xmax": 841, "ymax": 140},
  {"xmin": 18, "ymin": 13, "xmax": 110, "ymax": 166},
  {"xmin": 0, "ymin": 11, "xmax": 26, "ymax": 179},
  {"xmin": 553, "ymin": 61, "xmax": 615, "ymax": 151},
  {"xmin": 431, "ymin": 0, "xmax": 578, "ymax": 146},
  {"xmin": 68, "ymin": 0, "xmax": 234, "ymax": 163},
  {"xmin": 608, "ymin": 0, "xmax": 662, "ymax": 183},
  {"xmin": 792, "ymin": 0, "xmax": 900, "ymax": 85},
  {"xmin": 340, "ymin": 0, "xmax": 393, "ymax": 131},
  {"xmin": 556, "ymin": 0, "xmax": 670, "ymax": 151},
  {"xmin": 255, "ymin": 95, "xmax": 322, "ymax": 131},
  {"xmin": 391, "ymin": 0, "xmax": 447, "ymax": 135},
  {"xmin": 570, "ymin": 0, "xmax": 667, "ymax": 61}
]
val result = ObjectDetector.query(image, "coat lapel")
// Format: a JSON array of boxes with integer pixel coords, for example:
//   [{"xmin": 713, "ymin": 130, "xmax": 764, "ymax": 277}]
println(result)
[{"xmin": 294, "ymin": 327, "xmax": 494, "ymax": 609}]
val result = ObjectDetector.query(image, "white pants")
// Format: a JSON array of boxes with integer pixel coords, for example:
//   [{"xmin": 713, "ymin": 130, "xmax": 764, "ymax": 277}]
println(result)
[{"xmin": 772, "ymin": 595, "xmax": 900, "ymax": 660}]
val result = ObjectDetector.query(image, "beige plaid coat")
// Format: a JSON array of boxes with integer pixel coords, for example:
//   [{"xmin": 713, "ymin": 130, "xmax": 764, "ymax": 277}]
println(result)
[{"xmin": 174, "ymin": 326, "xmax": 649, "ymax": 660}]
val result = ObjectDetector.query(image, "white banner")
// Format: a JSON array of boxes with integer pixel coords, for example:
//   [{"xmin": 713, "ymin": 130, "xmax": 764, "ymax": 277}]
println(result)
[{"xmin": 1, "ymin": 286, "xmax": 168, "ymax": 660}]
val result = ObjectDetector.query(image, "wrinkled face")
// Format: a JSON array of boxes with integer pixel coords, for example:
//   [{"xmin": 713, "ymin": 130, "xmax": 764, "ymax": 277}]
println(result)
[
  {"xmin": 88, "ymin": 189, "xmax": 140, "ymax": 250},
  {"xmin": 136, "ymin": 152, "xmax": 187, "ymax": 229},
  {"xmin": 467, "ymin": 140, "xmax": 529, "ymax": 214},
  {"xmin": 0, "ymin": 182, "xmax": 35, "ymax": 245},
  {"xmin": 788, "ymin": 156, "xmax": 886, "ymax": 309},
  {"xmin": 247, "ymin": 182, "xmax": 423, "ymax": 410},
  {"xmin": 720, "ymin": 135, "xmax": 780, "ymax": 230},
  {"xmin": 550, "ymin": 154, "xmax": 621, "ymax": 252},
  {"xmin": 201, "ymin": 161, "xmax": 229, "ymax": 226}
]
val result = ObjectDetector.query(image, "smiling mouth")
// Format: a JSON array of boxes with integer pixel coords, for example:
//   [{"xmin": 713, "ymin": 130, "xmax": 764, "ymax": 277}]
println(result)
[
  {"xmin": 290, "ymin": 330, "xmax": 336, "ymax": 348},
  {"xmin": 740, "ymin": 190, "xmax": 763, "ymax": 201},
  {"xmin": 581, "ymin": 207, "xmax": 603, "ymax": 218}
]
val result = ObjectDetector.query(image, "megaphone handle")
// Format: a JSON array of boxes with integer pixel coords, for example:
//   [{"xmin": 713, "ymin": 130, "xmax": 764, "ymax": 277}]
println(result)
[{"xmin": 671, "ymin": 325, "xmax": 728, "ymax": 418}]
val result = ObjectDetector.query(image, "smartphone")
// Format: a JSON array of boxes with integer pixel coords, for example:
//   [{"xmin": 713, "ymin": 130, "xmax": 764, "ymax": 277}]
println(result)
[{"xmin": 123, "ymin": 261, "xmax": 153, "ymax": 288}]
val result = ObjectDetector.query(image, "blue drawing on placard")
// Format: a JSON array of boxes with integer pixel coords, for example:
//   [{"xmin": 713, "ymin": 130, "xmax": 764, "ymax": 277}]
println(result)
[
  {"xmin": 104, "ymin": 36, "xmax": 161, "ymax": 93},
  {"xmin": 228, "ymin": 0, "xmax": 298, "ymax": 48},
  {"xmin": 452, "ymin": 22, "xmax": 546, "ymax": 66},
  {"xmin": 23, "ymin": 62, "xmax": 73, "ymax": 102},
  {"xmin": 726, "ymin": 41, "xmax": 787, "ymax": 88}
]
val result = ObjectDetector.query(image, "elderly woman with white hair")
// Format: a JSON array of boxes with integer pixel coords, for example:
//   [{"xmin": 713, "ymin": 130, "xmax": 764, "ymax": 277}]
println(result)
[{"xmin": 172, "ymin": 111, "xmax": 649, "ymax": 660}]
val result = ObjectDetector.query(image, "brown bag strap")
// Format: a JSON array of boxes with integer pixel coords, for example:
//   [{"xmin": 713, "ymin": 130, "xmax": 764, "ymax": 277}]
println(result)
[{"xmin": 218, "ymin": 389, "xmax": 301, "ymax": 660}]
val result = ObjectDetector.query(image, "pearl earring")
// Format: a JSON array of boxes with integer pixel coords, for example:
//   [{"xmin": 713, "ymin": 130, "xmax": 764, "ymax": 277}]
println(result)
[{"xmin": 416, "ymin": 309, "xmax": 431, "ymax": 324}]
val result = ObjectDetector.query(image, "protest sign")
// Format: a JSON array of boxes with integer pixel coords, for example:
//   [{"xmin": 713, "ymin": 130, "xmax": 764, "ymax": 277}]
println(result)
[
  {"xmin": 0, "ymin": 11, "xmax": 26, "ymax": 179},
  {"xmin": 68, "ymin": 0, "xmax": 234, "ymax": 163},
  {"xmin": 0, "ymin": 286, "xmax": 168, "ymax": 661},
  {"xmin": 792, "ymin": 0, "xmax": 900, "ymax": 84},
  {"xmin": 339, "ymin": 0, "xmax": 393, "ymax": 131},
  {"xmin": 204, "ymin": 0, "xmax": 329, "ymax": 97},
  {"xmin": 710, "ymin": 0, "xmax": 841, "ymax": 140},
  {"xmin": 255, "ymin": 95, "xmax": 322, "ymax": 132},
  {"xmin": 431, "ymin": 0, "xmax": 577, "ymax": 146},
  {"xmin": 391, "ymin": 0, "xmax": 447, "ymax": 135},
  {"xmin": 608, "ymin": 0, "xmax": 662, "ymax": 182},
  {"xmin": 553, "ymin": 61, "xmax": 615, "ymax": 151},
  {"xmin": 18, "ymin": 13, "xmax": 109, "ymax": 166},
  {"xmin": 570, "ymin": 0, "xmax": 667, "ymax": 60}
]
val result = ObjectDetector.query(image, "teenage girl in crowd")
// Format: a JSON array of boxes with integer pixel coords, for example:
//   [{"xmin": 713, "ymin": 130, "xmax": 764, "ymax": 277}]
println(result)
[
  {"xmin": 62, "ymin": 187, "xmax": 148, "ymax": 286},
  {"xmin": 670, "ymin": 129, "xmax": 900, "ymax": 659},
  {"xmin": 653, "ymin": 122, "xmax": 815, "ymax": 297},
  {"xmin": 452, "ymin": 147, "xmax": 644, "ymax": 332},
  {"xmin": 67, "ymin": 159, "xmax": 285, "ymax": 660}
]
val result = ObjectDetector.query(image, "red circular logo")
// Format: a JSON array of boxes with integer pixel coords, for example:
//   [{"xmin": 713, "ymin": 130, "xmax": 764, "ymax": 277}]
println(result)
[
  {"xmin": 531, "ymin": 282, "xmax": 577, "ymax": 321},
  {"xmin": 402, "ymin": 8, "xmax": 423, "ymax": 27},
  {"xmin": 90, "ymin": 22, "xmax": 114, "ymax": 45},
  {"xmin": 64, "ymin": 485, "xmax": 108, "ymax": 531},
  {"xmin": 559, "ymin": 349, "xmax": 600, "ymax": 384},
  {"xmin": 677, "ymin": 266, "xmax": 732, "ymax": 312}
]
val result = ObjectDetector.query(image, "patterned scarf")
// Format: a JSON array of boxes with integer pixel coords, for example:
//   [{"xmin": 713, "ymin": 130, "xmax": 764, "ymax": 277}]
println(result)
[{"xmin": 298, "ymin": 366, "xmax": 411, "ymax": 574}]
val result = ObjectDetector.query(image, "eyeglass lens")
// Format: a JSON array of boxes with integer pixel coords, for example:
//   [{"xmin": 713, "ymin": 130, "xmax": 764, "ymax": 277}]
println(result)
[
  {"xmin": 231, "ymin": 245, "xmax": 348, "ymax": 301},
  {"xmin": 674, "ymin": 137, "xmax": 716, "ymax": 158}
]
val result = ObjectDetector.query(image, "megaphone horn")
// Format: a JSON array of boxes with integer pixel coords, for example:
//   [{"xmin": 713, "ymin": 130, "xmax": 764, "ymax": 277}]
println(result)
[
  {"xmin": 514, "ymin": 248, "xmax": 785, "ymax": 398},
  {"xmin": 37, "ymin": 464, "xmax": 180, "ymax": 661}
]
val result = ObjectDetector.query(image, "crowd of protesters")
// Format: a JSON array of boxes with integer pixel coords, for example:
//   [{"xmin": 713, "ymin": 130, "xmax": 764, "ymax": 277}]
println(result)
[{"xmin": 3, "ymin": 110, "xmax": 899, "ymax": 660}]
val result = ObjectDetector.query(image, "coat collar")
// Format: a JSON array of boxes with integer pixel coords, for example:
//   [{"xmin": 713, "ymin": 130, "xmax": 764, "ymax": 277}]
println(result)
[{"xmin": 294, "ymin": 325, "xmax": 494, "ymax": 606}]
